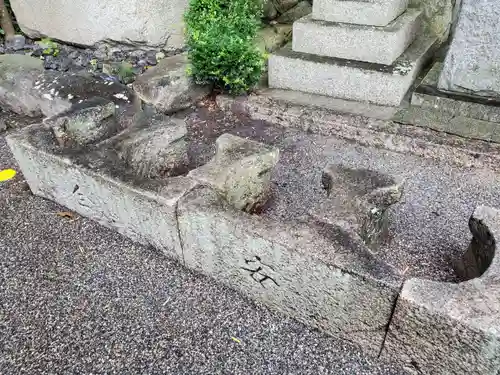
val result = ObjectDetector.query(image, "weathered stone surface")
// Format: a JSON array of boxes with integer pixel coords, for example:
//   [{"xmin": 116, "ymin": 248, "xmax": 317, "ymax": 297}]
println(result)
[
  {"xmin": 313, "ymin": 0, "xmax": 409, "ymax": 26},
  {"xmin": 314, "ymin": 164, "xmax": 403, "ymax": 250},
  {"xmin": 382, "ymin": 205, "xmax": 500, "ymax": 374},
  {"xmin": 292, "ymin": 9, "xmax": 421, "ymax": 65},
  {"xmin": 269, "ymin": 35, "xmax": 437, "ymax": 106},
  {"xmin": 412, "ymin": 62, "xmax": 500, "ymax": 124},
  {"xmin": 410, "ymin": 0, "xmax": 460, "ymax": 40},
  {"xmin": 178, "ymin": 186, "xmax": 403, "ymax": 355},
  {"xmin": 9, "ymin": 0, "xmax": 189, "ymax": 48},
  {"xmin": 0, "ymin": 62, "xmax": 140, "ymax": 124},
  {"xmin": 6, "ymin": 123, "xmax": 198, "ymax": 259},
  {"xmin": 0, "ymin": 54, "xmax": 44, "ymax": 116},
  {"xmin": 277, "ymin": 1, "xmax": 312, "ymax": 24},
  {"xmin": 256, "ymin": 24, "xmax": 293, "ymax": 54},
  {"xmin": 117, "ymin": 116, "xmax": 189, "ymax": 178},
  {"xmin": 48, "ymin": 97, "xmax": 118, "ymax": 146},
  {"xmin": 438, "ymin": 0, "xmax": 500, "ymax": 98},
  {"xmin": 132, "ymin": 53, "xmax": 210, "ymax": 114},
  {"xmin": 188, "ymin": 134, "xmax": 279, "ymax": 212}
]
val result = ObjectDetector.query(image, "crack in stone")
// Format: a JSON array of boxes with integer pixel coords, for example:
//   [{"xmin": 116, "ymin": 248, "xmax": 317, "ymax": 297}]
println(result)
[
  {"xmin": 378, "ymin": 280, "xmax": 405, "ymax": 358},
  {"xmin": 174, "ymin": 200, "xmax": 185, "ymax": 266}
]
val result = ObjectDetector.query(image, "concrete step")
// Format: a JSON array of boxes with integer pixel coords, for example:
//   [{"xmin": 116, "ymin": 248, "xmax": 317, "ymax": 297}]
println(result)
[
  {"xmin": 313, "ymin": 0, "xmax": 409, "ymax": 26},
  {"xmin": 268, "ymin": 35, "xmax": 437, "ymax": 106},
  {"xmin": 293, "ymin": 9, "xmax": 421, "ymax": 65}
]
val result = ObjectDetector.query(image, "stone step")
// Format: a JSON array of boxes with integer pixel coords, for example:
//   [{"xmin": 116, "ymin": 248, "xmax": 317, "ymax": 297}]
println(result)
[
  {"xmin": 293, "ymin": 9, "xmax": 421, "ymax": 65},
  {"xmin": 268, "ymin": 35, "xmax": 437, "ymax": 106},
  {"xmin": 313, "ymin": 0, "xmax": 409, "ymax": 26}
]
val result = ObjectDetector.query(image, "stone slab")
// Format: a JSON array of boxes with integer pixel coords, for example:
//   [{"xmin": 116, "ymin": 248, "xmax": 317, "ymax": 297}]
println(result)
[
  {"xmin": 312, "ymin": 0, "xmax": 409, "ymax": 26},
  {"xmin": 9, "ymin": 0, "xmax": 188, "ymax": 48},
  {"xmin": 178, "ymin": 186, "xmax": 403, "ymax": 355},
  {"xmin": 395, "ymin": 106, "xmax": 500, "ymax": 144},
  {"xmin": 6, "ymin": 124, "xmax": 198, "ymax": 260},
  {"xmin": 269, "ymin": 35, "xmax": 437, "ymax": 106},
  {"xmin": 381, "ymin": 205, "xmax": 500, "ymax": 374},
  {"xmin": 438, "ymin": 0, "xmax": 500, "ymax": 98},
  {"xmin": 413, "ymin": 62, "xmax": 500, "ymax": 123},
  {"xmin": 293, "ymin": 9, "xmax": 421, "ymax": 65}
]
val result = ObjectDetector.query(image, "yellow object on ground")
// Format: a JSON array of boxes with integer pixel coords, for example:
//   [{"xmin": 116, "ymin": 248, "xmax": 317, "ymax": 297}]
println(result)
[{"xmin": 0, "ymin": 169, "xmax": 17, "ymax": 182}]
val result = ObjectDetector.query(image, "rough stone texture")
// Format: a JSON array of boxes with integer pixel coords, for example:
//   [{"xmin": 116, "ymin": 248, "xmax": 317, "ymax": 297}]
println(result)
[
  {"xmin": 256, "ymin": 24, "xmax": 293, "ymax": 53},
  {"xmin": 0, "ymin": 62, "xmax": 140, "ymax": 124},
  {"xmin": 410, "ymin": 0, "xmax": 460, "ymax": 40},
  {"xmin": 47, "ymin": 97, "xmax": 118, "ymax": 146},
  {"xmin": 188, "ymin": 134, "xmax": 279, "ymax": 213},
  {"xmin": 132, "ymin": 53, "xmax": 210, "ymax": 114},
  {"xmin": 277, "ymin": 1, "xmax": 312, "ymax": 24},
  {"xmin": 314, "ymin": 164, "xmax": 403, "ymax": 250},
  {"xmin": 292, "ymin": 9, "xmax": 421, "ymax": 65},
  {"xmin": 117, "ymin": 116, "xmax": 189, "ymax": 178},
  {"xmin": 382, "ymin": 205, "xmax": 500, "ymax": 374},
  {"xmin": 269, "ymin": 35, "xmax": 437, "ymax": 106},
  {"xmin": 412, "ymin": 62, "xmax": 500, "ymax": 124},
  {"xmin": 312, "ymin": 0, "xmax": 409, "ymax": 26},
  {"xmin": 9, "ymin": 0, "xmax": 189, "ymax": 48},
  {"xmin": 438, "ymin": 0, "xmax": 500, "ymax": 98},
  {"xmin": 0, "ymin": 54, "xmax": 44, "ymax": 116},
  {"xmin": 178, "ymin": 186, "xmax": 402, "ymax": 355},
  {"xmin": 6, "ymin": 124, "xmax": 197, "ymax": 260}
]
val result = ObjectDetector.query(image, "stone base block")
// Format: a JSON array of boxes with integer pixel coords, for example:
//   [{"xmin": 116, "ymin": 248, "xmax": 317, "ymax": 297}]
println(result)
[
  {"xmin": 293, "ymin": 9, "xmax": 421, "ymax": 65},
  {"xmin": 269, "ymin": 35, "xmax": 437, "ymax": 106},
  {"xmin": 312, "ymin": 0, "xmax": 409, "ymax": 26},
  {"xmin": 6, "ymin": 125, "xmax": 197, "ymax": 259},
  {"xmin": 178, "ymin": 187, "xmax": 402, "ymax": 355}
]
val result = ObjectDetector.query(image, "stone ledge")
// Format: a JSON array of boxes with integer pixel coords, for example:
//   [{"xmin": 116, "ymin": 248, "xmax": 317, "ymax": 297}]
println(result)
[
  {"xmin": 7, "ymin": 121, "xmax": 404, "ymax": 356},
  {"xmin": 312, "ymin": 0, "xmax": 410, "ymax": 26},
  {"xmin": 6, "ymin": 125, "xmax": 197, "ymax": 260},
  {"xmin": 178, "ymin": 186, "xmax": 402, "ymax": 355},
  {"xmin": 412, "ymin": 62, "xmax": 500, "ymax": 123},
  {"xmin": 293, "ymin": 9, "xmax": 421, "ymax": 65},
  {"xmin": 381, "ymin": 205, "xmax": 500, "ymax": 374},
  {"xmin": 216, "ymin": 89, "xmax": 500, "ymax": 172}
]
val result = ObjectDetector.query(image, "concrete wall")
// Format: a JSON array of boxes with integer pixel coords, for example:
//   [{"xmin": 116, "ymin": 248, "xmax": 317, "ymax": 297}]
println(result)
[{"xmin": 10, "ymin": 0, "xmax": 189, "ymax": 48}]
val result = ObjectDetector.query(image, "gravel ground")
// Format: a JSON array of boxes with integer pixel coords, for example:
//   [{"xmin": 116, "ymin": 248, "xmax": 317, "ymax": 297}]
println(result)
[{"xmin": 0, "ymin": 129, "xmax": 407, "ymax": 374}]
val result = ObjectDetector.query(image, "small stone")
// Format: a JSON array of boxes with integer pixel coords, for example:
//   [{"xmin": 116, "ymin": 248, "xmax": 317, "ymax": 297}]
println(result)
[
  {"xmin": 132, "ymin": 53, "xmax": 210, "ymax": 114},
  {"xmin": 5, "ymin": 35, "xmax": 27, "ymax": 51},
  {"xmin": 47, "ymin": 97, "xmax": 118, "ymax": 146},
  {"xmin": 145, "ymin": 51, "xmax": 157, "ymax": 66},
  {"xmin": 102, "ymin": 63, "xmax": 114, "ymax": 75},
  {"xmin": 188, "ymin": 133, "xmax": 280, "ymax": 212},
  {"xmin": 0, "ymin": 117, "xmax": 7, "ymax": 132},
  {"xmin": 155, "ymin": 51, "xmax": 165, "ymax": 61},
  {"xmin": 118, "ymin": 115, "xmax": 189, "ymax": 178}
]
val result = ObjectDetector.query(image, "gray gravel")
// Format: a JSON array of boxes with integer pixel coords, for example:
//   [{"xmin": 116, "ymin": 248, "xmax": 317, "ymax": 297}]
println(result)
[
  {"xmin": 265, "ymin": 133, "xmax": 500, "ymax": 282},
  {"xmin": 0, "ymin": 132, "xmax": 406, "ymax": 374}
]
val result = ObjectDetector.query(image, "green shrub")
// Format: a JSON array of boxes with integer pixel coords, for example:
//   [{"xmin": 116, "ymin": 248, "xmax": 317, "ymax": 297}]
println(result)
[{"xmin": 184, "ymin": 0, "xmax": 265, "ymax": 94}]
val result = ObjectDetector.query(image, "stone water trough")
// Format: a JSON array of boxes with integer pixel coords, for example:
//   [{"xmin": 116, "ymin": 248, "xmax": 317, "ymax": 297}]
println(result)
[{"xmin": 3, "ymin": 69, "xmax": 500, "ymax": 375}]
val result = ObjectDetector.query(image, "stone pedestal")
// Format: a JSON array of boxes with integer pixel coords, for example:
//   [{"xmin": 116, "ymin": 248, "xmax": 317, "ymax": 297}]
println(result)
[{"xmin": 269, "ymin": 0, "xmax": 437, "ymax": 106}]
